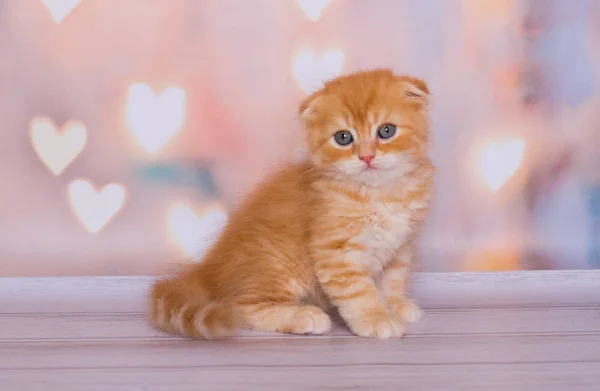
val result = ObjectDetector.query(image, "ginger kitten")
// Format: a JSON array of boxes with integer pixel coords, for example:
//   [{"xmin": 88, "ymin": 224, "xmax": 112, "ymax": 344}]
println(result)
[{"xmin": 150, "ymin": 69, "xmax": 435, "ymax": 339}]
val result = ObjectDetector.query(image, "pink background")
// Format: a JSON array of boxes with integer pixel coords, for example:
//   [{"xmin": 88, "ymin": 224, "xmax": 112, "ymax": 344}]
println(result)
[{"xmin": 1, "ymin": 0, "xmax": 599, "ymax": 276}]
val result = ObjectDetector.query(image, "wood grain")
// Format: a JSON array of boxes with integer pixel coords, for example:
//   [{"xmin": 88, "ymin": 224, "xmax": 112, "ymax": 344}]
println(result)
[
  {"xmin": 1, "ymin": 307, "xmax": 599, "ymax": 341},
  {"xmin": 2, "ymin": 363, "xmax": 600, "ymax": 391},
  {"xmin": 1, "ymin": 271, "xmax": 599, "ymax": 390},
  {"xmin": 3, "ymin": 334, "xmax": 600, "ymax": 369},
  {"xmin": 2, "ymin": 270, "xmax": 600, "ymax": 314}
]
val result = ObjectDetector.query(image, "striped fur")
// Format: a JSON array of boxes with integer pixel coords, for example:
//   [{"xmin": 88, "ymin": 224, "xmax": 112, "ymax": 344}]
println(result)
[{"xmin": 149, "ymin": 69, "xmax": 434, "ymax": 339}]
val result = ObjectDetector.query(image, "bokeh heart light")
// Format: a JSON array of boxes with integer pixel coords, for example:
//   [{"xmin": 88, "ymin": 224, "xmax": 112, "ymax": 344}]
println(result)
[
  {"xmin": 68, "ymin": 180, "xmax": 126, "ymax": 234},
  {"xmin": 167, "ymin": 203, "xmax": 228, "ymax": 259},
  {"xmin": 477, "ymin": 139, "xmax": 525, "ymax": 192},
  {"xmin": 292, "ymin": 49, "xmax": 343, "ymax": 94},
  {"xmin": 296, "ymin": 0, "xmax": 332, "ymax": 22},
  {"xmin": 41, "ymin": 0, "xmax": 82, "ymax": 24},
  {"xmin": 30, "ymin": 116, "xmax": 87, "ymax": 176},
  {"xmin": 126, "ymin": 83, "xmax": 186, "ymax": 154}
]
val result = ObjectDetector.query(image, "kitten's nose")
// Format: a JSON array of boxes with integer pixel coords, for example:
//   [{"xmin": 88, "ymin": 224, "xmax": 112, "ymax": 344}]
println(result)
[{"xmin": 359, "ymin": 155, "xmax": 375, "ymax": 165}]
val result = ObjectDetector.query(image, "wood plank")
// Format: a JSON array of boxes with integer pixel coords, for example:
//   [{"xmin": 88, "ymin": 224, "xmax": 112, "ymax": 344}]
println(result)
[
  {"xmin": 2, "ymin": 334, "xmax": 600, "ymax": 370},
  {"xmin": 2, "ymin": 306, "xmax": 599, "ymax": 341},
  {"xmin": 1, "ymin": 271, "xmax": 599, "ymax": 314},
  {"xmin": 1, "ymin": 271, "xmax": 599, "ymax": 390},
  {"xmin": 1, "ymin": 362, "xmax": 600, "ymax": 391}
]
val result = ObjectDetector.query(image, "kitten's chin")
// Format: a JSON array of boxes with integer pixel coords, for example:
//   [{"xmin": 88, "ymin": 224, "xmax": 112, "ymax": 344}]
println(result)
[
  {"xmin": 353, "ymin": 168, "xmax": 402, "ymax": 187},
  {"xmin": 328, "ymin": 166, "xmax": 401, "ymax": 188}
]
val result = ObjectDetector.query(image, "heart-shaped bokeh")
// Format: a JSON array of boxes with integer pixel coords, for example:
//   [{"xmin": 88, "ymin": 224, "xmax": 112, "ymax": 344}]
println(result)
[
  {"xmin": 30, "ymin": 116, "xmax": 87, "ymax": 176},
  {"xmin": 40, "ymin": 0, "xmax": 82, "ymax": 24},
  {"xmin": 292, "ymin": 49, "xmax": 343, "ymax": 94},
  {"xmin": 167, "ymin": 203, "xmax": 228, "ymax": 259},
  {"xmin": 68, "ymin": 179, "xmax": 126, "ymax": 233},
  {"xmin": 477, "ymin": 139, "xmax": 525, "ymax": 191},
  {"xmin": 296, "ymin": 0, "xmax": 332, "ymax": 22},
  {"xmin": 126, "ymin": 83, "xmax": 186, "ymax": 154}
]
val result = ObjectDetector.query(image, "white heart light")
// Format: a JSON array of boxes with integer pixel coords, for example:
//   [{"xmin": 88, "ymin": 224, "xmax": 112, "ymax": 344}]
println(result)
[
  {"xmin": 296, "ymin": 0, "xmax": 332, "ymax": 22},
  {"xmin": 167, "ymin": 203, "xmax": 228, "ymax": 259},
  {"xmin": 477, "ymin": 139, "xmax": 525, "ymax": 191},
  {"xmin": 292, "ymin": 49, "xmax": 343, "ymax": 94},
  {"xmin": 68, "ymin": 180, "xmax": 126, "ymax": 233},
  {"xmin": 30, "ymin": 116, "xmax": 87, "ymax": 176},
  {"xmin": 41, "ymin": 0, "xmax": 82, "ymax": 24},
  {"xmin": 126, "ymin": 83, "xmax": 186, "ymax": 154}
]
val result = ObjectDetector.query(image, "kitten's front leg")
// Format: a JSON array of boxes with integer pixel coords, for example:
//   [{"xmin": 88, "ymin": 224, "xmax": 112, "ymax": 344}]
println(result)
[
  {"xmin": 314, "ymin": 248, "xmax": 404, "ymax": 339},
  {"xmin": 380, "ymin": 246, "xmax": 423, "ymax": 324}
]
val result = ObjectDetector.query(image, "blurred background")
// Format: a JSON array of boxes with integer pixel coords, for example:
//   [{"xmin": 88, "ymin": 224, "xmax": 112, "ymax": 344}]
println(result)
[{"xmin": 0, "ymin": 0, "xmax": 599, "ymax": 276}]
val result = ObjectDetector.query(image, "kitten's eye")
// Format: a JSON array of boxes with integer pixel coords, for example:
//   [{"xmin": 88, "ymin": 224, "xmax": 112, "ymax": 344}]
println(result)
[
  {"xmin": 333, "ymin": 130, "xmax": 354, "ymax": 146},
  {"xmin": 377, "ymin": 124, "xmax": 397, "ymax": 139}
]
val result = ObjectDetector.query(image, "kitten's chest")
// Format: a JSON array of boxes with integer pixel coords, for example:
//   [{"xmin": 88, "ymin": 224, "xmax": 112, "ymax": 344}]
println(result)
[
  {"xmin": 352, "ymin": 202, "xmax": 414, "ymax": 267},
  {"xmin": 361, "ymin": 203, "xmax": 412, "ymax": 241}
]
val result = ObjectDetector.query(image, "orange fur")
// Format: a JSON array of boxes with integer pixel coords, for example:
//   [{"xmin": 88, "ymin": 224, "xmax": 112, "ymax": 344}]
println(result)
[{"xmin": 149, "ymin": 69, "xmax": 435, "ymax": 339}]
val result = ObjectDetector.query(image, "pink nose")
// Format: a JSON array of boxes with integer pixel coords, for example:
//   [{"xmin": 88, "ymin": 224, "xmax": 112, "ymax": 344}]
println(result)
[{"xmin": 359, "ymin": 155, "xmax": 375, "ymax": 165}]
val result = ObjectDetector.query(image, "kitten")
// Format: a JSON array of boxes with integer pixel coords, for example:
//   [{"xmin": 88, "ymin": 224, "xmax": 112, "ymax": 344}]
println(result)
[{"xmin": 149, "ymin": 68, "xmax": 435, "ymax": 339}]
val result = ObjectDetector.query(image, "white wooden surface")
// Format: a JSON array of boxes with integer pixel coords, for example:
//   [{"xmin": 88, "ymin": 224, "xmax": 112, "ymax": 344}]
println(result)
[{"xmin": 1, "ymin": 271, "xmax": 599, "ymax": 390}]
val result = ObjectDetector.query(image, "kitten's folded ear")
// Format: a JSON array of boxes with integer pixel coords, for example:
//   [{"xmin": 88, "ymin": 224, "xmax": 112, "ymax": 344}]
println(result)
[
  {"xmin": 298, "ymin": 92, "xmax": 323, "ymax": 120},
  {"xmin": 398, "ymin": 76, "xmax": 430, "ymax": 103}
]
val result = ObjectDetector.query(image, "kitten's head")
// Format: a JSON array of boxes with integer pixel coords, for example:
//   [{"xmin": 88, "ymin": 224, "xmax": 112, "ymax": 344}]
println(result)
[{"xmin": 299, "ymin": 69, "xmax": 430, "ymax": 187}]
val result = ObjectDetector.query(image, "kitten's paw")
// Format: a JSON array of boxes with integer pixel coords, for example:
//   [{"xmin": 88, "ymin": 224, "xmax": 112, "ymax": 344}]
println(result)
[
  {"xmin": 292, "ymin": 306, "xmax": 332, "ymax": 335},
  {"xmin": 349, "ymin": 310, "xmax": 405, "ymax": 339},
  {"xmin": 389, "ymin": 298, "xmax": 423, "ymax": 324}
]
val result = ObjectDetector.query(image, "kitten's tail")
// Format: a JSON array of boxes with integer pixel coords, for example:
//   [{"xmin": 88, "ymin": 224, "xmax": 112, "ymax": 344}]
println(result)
[{"xmin": 149, "ymin": 273, "xmax": 238, "ymax": 339}]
